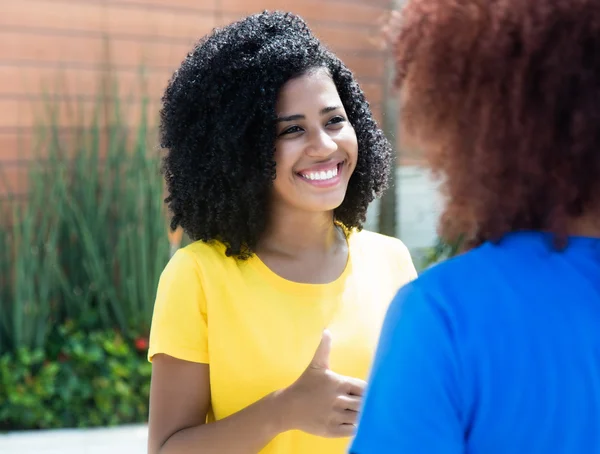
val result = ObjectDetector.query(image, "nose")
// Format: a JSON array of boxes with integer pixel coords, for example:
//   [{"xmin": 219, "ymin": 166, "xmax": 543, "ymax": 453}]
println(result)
[{"xmin": 305, "ymin": 129, "xmax": 338, "ymax": 157}]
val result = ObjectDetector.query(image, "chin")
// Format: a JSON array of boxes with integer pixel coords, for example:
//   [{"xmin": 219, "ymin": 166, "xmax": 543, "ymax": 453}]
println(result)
[{"xmin": 305, "ymin": 194, "xmax": 347, "ymax": 213}]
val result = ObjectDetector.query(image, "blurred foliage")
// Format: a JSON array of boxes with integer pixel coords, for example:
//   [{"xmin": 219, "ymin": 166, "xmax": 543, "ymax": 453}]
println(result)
[
  {"xmin": 0, "ymin": 84, "xmax": 170, "ymax": 355},
  {"xmin": 0, "ymin": 75, "xmax": 171, "ymax": 430},
  {"xmin": 0, "ymin": 323, "xmax": 151, "ymax": 431},
  {"xmin": 420, "ymin": 235, "xmax": 464, "ymax": 270}
]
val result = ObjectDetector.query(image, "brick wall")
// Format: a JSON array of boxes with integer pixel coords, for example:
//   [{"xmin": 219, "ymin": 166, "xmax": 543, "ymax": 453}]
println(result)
[{"xmin": 0, "ymin": 0, "xmax": 392, "ymax": 197}]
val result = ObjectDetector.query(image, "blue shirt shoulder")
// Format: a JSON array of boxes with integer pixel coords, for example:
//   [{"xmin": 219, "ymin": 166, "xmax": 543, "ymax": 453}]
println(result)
[{"xmin": 350, "ymin": 232, "xmax": 600, "ymax": 454}]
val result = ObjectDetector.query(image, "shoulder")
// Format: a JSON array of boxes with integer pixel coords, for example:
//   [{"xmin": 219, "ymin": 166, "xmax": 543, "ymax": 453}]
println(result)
[
  {"xmin": 180, "ymin": 239, "xmax": 229, "ymax": 264},
  {"xmin": 399, "ymin": 241, "xmax": 511, "ymax": 327},
  {"xmin": 153, "ymin": 240, "xmax": 235, "ymax": 319},
  {"xmin": 416, "ymin": 240, "xmax": 506, "ymax": 294},
  {"xmin": 413, "ymin": 245, "xmax": 484, "ymax": 296},
  {"xmin": 349, "ymin": 229, "xmax": 411, "ymax": 256},
  {"xmin": 161, "ymin": 239, "xmax": 235, "ymax": 284},
  {"xmin": 349, "ymin": 229, "xmax": 416, "ymax": 274}
]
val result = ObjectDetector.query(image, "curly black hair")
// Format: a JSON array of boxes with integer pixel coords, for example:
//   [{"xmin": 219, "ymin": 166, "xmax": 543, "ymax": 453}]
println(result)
[{"xmin": 160, "ymin": 11, "xmax": 392, "ymax": 259}]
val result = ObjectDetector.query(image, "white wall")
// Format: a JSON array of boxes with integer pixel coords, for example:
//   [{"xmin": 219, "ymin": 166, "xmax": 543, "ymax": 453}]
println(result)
[{"xmin": 365, "ymin": 165, "xmax": 443, "ymax": 261}]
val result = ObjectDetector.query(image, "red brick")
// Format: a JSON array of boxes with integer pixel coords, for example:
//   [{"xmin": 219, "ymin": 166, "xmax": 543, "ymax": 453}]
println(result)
[
  {"xmin": 0, "ymin": 97, "xmax": 161, "ymax": 129},
  {"xmin": 0, "ymin": 65, "xmax": 172, "ymax": 100},
  {"xmin": 219, "ymin": 0, "xmax": 386, "ymax": 26},
  {"xmin": 0, "ymin": 0, "xmax": 217, "ymax": 40},
  {"xmin": 0, "ymin": 30, "xmax": 195, "ymax": 71},
  {"xmin": 0, "ymin": 162, "xmax": 30, "ymax": 196}
]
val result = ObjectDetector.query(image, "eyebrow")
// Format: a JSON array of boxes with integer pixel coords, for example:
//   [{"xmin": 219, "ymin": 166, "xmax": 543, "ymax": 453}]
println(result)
[{"xmin": 275, "ymin": 105, "xmax": 341, "ymax": 123}]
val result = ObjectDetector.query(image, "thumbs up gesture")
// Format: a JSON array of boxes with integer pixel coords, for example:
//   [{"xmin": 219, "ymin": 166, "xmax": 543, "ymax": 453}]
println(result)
[{"xmin": 281, "ymin": 330, "xmax": 367, "ymax": 438}]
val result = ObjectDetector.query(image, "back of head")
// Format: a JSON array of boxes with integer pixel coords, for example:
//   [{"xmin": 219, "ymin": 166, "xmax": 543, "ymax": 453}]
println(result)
[
  {"xmin": 388, "ymin": 0, "xmax": 600, "ymax": 248},
  {"xmin": 160, "ymin": 11, "xmax": 390, "ymax": 258}
]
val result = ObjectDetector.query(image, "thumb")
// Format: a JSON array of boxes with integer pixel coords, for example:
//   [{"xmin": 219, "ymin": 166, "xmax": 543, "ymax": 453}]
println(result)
[{"xmin": 310, "ymin": 329, "xmax": 332, "ymax": 370}]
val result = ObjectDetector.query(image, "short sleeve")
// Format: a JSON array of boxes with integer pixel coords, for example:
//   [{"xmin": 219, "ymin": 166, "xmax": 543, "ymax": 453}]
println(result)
[
  {"xmin": 350, "ymin": 282, "xmax": 464, "ymax": 453},
  {"xmin": 148, "ymin": 248, "xmax": 209, "ymax": 364}
]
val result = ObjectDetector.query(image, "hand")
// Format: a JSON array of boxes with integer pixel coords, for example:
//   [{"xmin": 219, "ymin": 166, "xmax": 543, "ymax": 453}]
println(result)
[{"xmin": 280, "ymin": 330, "xmax": 367, "ymax": 438}]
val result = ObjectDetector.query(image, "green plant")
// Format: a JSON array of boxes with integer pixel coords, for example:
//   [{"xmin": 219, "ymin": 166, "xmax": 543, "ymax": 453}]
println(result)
[
  {"xmin": 0, "ymin": 167, "xmax": 63, "ymax": 353},
  {"xmin": 0, "ymin": 323, "xmax": 151, "ymax": 431},
  {"xmin": 420, "ymin": 235, "xmax": 465, "ymax": 269},
  {"xmin": 0, "ymin": 76, "xmax": 171, "ymax": 354},
  {"xmin": 0, "ymin": 349, "xmax": 59, "ymax": 430}
]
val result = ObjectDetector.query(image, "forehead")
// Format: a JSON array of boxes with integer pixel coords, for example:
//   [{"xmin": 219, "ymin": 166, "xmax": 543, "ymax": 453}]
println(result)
[{"xmin": 276, "ymin": 69, "xmax": 341, "ymax": 113}]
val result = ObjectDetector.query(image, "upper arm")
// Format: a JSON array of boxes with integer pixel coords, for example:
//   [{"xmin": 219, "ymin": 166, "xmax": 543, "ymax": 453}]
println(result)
[
  {"xmin": 147, "ymin": 248, "xmax": 211, "ymax": 453},
  {"xmin": 148, "ymin": 355, "xmax": 211, "ymax": 454},
  {"xmin": 350, "ymin": 283, "xmax": 465, "ymax": 454},
  {"xmin": 148, "ymin": 248, "xmax": 209, "ymax": 364}
]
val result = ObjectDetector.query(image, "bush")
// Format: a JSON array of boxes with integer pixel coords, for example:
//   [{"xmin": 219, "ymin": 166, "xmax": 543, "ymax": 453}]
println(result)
[
  {"xmin": 0, "ymin": 76, "xmax": 171, "ymax": 430},
  {"xmin": 420, "ymin": 235, "xmax": 464, "ymax": 270},
  {"xmin": 0, "ymin": 89, "xmax": 170, "ymax": 354},
  {"xmin": 0, "ymin": 322, "xmax": 151, "ymax": 431}
]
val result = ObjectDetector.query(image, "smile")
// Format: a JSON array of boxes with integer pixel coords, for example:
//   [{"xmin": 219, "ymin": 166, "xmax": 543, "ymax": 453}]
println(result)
[
  {"xmin": 296, "ymin": 162, "xmax": 344, "ymax": 188},
  {"xmin": 300, "ymin": 165, "xmax": 339, "ymax": 181}
]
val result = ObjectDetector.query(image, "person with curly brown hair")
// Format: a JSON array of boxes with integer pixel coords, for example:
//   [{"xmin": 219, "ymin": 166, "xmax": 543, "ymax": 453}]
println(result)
[
  {"xmin": 146, "ymin": 10, "xmax": 417, "ymax": 454},
  {"xmin": 350, "ymin": 1, "xmax": 600, "ymax": 453}
]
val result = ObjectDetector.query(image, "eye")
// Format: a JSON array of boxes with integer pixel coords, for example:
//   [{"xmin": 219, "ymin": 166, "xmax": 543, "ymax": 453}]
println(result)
[
  {"xmin": 327, "ymin": 115, "xmax": 346, "ymax": 126},
  {"xmin": 279, "ymin": 125, "xmax": 303, "ymax": 136}
]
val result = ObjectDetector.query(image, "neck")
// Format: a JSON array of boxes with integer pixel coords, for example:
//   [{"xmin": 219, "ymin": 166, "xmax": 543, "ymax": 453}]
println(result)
[{"xmin": 257, "ymin": 206, "xmax": 343, "ymax": 257}]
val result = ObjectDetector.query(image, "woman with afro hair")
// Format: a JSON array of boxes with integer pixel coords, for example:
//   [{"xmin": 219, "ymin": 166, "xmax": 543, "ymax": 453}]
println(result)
[
  {"xmin": 352, "ymin": 0, "xmax": 600, "ymax": 453},
  {"xmin": 146, "ymin": 11, "xmax": 417, "ymax": 454}
]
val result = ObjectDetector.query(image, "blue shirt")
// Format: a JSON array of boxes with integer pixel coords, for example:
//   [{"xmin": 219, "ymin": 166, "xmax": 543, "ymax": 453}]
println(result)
[{"xmin": 351, "ymin": 231, "xmax": 600, "ymax": 454}]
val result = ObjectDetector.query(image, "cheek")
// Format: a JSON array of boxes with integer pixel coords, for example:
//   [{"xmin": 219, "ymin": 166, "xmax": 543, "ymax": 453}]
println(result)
[
  {"xmin": 273, "ymin": 144, "xmax": 297, "ymax": 181},
  {"xmin": 341, "ymin": 127, "xmax": 359, "ymax": 163}
]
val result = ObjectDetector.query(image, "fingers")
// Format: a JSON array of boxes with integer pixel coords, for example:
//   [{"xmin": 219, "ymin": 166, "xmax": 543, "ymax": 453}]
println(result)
[
  {"xmin": 342, "ymin": 410, "xmax": 359, "ymax": 426},
  {"xmin": 343, "ymin": 377, "xmax": 367, "ymax": 397},
  {"xmin": 335, "ymin": 394, "xmax": 361, "ymax": 413},
  {"xmin": 337, "ymin": 408, "xmax": 359, "ymax": 426},
  {"xmin": 329, "ymin": 422, "xmax": 358, "ymax": 438},
  {"xmin": 330, "ymin": 394, "xmax": 361, "ymax": 436},
  {"xmin": 326, "ymin": 408, "xmax": 359, "ymax": 437}
]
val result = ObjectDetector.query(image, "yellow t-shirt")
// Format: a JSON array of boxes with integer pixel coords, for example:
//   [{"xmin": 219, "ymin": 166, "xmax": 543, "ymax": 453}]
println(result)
[{"xmin": 148, "ymin": 229, "xmax": 417, "ymax": 453}]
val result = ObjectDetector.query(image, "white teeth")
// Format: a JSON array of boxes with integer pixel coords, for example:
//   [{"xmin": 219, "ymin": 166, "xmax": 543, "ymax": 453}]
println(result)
[{"xmin": 301, "ymin": 165, "xmax": 339, "ymax": 181}]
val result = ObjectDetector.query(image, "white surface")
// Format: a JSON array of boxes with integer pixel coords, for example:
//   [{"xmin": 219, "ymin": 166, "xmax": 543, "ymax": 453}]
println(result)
[
  {"xmin": 0, "ymin": 424, "xmax": 148, "ymax": 454},
  {"xmin": 365, "ymin": 165, "xmax": 442, "ymax": 252}
]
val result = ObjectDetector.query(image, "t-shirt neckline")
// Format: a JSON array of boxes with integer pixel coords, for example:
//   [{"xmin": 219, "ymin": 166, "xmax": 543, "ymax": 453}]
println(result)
[{"xmin": 247, "ymin": 233, "xmax": 355, "ymax": 297}]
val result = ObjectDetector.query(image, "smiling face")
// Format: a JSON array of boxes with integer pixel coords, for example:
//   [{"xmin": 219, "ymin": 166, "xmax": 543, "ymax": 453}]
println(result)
[{"xmin": 271, "ymin": 68, "xmax": 358, "ymax": 215}]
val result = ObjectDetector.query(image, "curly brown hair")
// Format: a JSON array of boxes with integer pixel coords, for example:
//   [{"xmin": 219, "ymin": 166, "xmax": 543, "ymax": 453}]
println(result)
[{"xmin": 387, "ymin": 0, "xmax": 600, "ymax": 250}]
